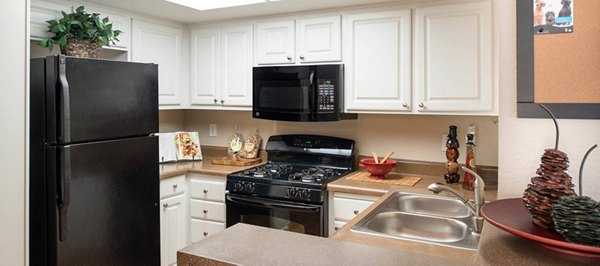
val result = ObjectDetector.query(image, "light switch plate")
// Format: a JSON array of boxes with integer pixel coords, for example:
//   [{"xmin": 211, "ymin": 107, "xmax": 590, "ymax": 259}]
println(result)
[{"xmin": 209, "ymin": 124, "xmax": 217, "ymax": 137}]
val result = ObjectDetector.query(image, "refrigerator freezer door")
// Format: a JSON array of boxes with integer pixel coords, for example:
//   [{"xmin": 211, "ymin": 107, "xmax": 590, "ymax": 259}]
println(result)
[
  {"xmin": 53, "ymin": 136, "xmax": 159, "ymax": 266},
  {"xmin": 50, "ymin": 56, "xmax": 158, "ymax": 144}
]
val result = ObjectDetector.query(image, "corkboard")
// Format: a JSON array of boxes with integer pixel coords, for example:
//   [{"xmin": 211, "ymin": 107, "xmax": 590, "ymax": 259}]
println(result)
[{"xmin": 534, "ymin": 0, "xmax": 600, "ymax": 103}]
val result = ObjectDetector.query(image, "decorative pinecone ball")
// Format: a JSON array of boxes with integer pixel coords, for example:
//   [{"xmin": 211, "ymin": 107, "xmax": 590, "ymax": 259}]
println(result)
[
  {"xmin": 523, "ymin": 149, "xmax": 576, "ymax": 229},
  {"xmin": 552, "ymin": 196, "xmax": 600, "ymax": 246}
]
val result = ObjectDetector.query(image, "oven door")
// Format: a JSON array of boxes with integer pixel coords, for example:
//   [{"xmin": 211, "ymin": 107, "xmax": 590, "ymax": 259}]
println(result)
[{"xmin": 226, "ymin": 193, "xmax": 325, "ymax": 236}]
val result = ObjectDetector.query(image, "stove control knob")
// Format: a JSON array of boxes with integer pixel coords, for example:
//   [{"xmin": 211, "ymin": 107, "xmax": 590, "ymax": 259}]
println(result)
[
  {"xmin": 299, "ymin": 189, "xmax": 310, "ymax": 200},
  {"xmin": 287, "ymin": 188, "xmax": 298, "ymax": 198},
  {"xmin": 245, "ymin": 183, "xmax": 255, "ymax": 193},
  {"xmin": 233, "ymin": 182, "xmax": 243, "ymax": 192}
]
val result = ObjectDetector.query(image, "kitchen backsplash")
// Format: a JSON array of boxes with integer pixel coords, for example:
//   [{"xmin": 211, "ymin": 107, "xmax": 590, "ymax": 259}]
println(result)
[{"xmin": 160, "ymin": 110, "xmax": 499, "ymax": 167}]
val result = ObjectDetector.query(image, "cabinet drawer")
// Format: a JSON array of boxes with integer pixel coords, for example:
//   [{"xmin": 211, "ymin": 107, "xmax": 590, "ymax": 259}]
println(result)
[
  {"xmin": 190, "ymin": 219, "xmax": 225, "ymax": 243},
  {"xmin": 333, "ymin": 196, "xmax": 376, "ymax": 222},
  {"xmin": 190, "ymin": 178, "xmax": 226, "ymax": 202},
  {"xmin": 160, "ymin": 175, "xmax": 186, "ymax": 199},
  {"xmin": 190, "ymin": 199, "xmax": 225, "ymax": 222}
]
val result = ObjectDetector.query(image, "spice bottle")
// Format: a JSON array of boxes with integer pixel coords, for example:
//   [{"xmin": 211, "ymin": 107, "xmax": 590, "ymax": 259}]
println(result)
[{"xmin": 462, "ymin": 125, "xmax": 477, "ymax": 190}]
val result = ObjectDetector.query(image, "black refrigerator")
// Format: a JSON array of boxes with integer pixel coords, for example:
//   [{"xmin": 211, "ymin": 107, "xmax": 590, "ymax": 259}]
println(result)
[{"xmin": 30, "ymin": 55, "xmax": 160, "ymax": 266}]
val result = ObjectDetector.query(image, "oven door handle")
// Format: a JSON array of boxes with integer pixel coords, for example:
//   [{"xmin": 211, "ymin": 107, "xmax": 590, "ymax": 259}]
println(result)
[{"xmin": 226, "ymin": 194, "xmax": 321, "ymax": 212}]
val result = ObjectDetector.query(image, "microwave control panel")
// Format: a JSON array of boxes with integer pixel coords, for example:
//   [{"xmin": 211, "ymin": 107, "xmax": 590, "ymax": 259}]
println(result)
[{"xmin": 317, "ymin": 79, "xmax": 335, "ymax": 112}]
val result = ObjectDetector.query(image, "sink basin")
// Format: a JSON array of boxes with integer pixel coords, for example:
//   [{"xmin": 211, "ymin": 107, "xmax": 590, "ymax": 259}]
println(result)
[
  {"xmin": 365, "ymin": 212, "xmax": 467, "ymax": 243},
  {"xmin": 385, "ymin": 194, "xmax": 470, "ymax": 218},
  {"xmin": 351, "ymin": 192, "xmax": 480, "ymax": 250}
]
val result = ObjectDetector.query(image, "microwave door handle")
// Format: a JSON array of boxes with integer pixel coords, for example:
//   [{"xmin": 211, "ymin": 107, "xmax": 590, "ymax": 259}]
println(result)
[
  {"xmin": 226, "ymin": 194, "xmax": 320, "ymax": 212},
  {"xmin": 309, "ymin": 70, "xmax": 316, "ymax": 118}
]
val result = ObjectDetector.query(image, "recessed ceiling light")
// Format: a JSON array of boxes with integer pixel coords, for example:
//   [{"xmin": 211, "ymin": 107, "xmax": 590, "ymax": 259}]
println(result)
[{"xmin": 166, "ymin": 0, "xmax": 280, "ymax": 11}]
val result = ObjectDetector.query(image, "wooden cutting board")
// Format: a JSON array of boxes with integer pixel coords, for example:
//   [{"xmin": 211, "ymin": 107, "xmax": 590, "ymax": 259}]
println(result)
[
  {"xmin": 345, "ymin": 172, "xmax": 422, "ymax": 187},
  {"xmin": 211, "ymin": 157, "xmax": 262, "ymax": 167}
]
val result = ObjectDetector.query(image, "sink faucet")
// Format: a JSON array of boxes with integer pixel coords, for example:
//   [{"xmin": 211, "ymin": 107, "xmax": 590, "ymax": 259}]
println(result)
[{"xmin": 427, "ymin": 166, "xmax": 485, "ymax": 234}]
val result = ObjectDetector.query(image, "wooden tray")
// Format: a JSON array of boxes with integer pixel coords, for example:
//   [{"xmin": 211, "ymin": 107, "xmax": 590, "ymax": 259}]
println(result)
[
  {"xmin": 345, "ymin": 172, "xmax": 421, "ymax": 187},
  {"xmin": 481, "ymin": 198, "xmax": 600, "ymax": 258},
  {"xmin": 211, "ymin": 157, "xmax": 262, "ymax": 167}
]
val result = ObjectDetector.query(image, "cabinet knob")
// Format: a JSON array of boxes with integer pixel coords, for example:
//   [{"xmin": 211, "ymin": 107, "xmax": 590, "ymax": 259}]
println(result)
[
  {"xmin": 163, "ymin": 203, "xmax": 168, "ymax": 208},
  {"xmin": 353, "ymin": 210, "xmax": 359, "ymax": 215},
  {"xmin": 203, "ymin": 232, "xmax": 208, "ymax": 236},
  {"xmin": 214, "ymin": 98, "xmax": 218, "ymax": 103},
  {"xmin": 220, "ymin": 100, "xmax": 224, "ymax": 104},
  {"xmin": 299, "ymin": 55, "xmax": 305, "ymax": 60},
  {"xmin": 402, "ymin": 103, "xmax": 408, "ymax": 108},
  {"xmin": 203, "ymin": 209, "xmax": 208, "ymax": 214},
  {"xmin": 287, "ymin": 55, "xmax": 292, "ymax": 60},
  {"xmin": 203, "ymin": 189, "xmax": 208, "ymax": 194},
  {"xmin": 172, "ymin": 184, "xmax": 178, "ymax": 189},
  {"xmin": 418, "ymin": 103, "xmax": 425, "ymax": 108}
]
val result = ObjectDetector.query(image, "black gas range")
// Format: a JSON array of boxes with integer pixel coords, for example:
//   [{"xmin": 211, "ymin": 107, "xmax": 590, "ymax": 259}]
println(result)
[{"xmin": 225, "ymin": 134, "xmax": 355, "ymax": 237}]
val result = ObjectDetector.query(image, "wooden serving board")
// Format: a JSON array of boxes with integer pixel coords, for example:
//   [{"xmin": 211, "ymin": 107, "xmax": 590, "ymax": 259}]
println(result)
[
  {"xmin": 211, "ymin": 157, "xmax": 262, "ymax": 167},
  {"xmin": 346, "ymin": 172, "xmax": 422, "ymax": 187}
]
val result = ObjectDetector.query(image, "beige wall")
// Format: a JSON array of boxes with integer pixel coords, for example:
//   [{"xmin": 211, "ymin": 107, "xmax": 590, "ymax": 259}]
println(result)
[
  {"xmin": 159, "ymin": 110, "xmax": 186, "ymax": 132},
  {"xmin": 183, "ymin": 110, "xmax": 499, "ymax": 166},
  {"xmin": 497, "ymin": 0, "xmax": 600, "ymax": 199},
  {"xmin": 0, "ymin": 0, "xmax": 28, "ymax": 265}
]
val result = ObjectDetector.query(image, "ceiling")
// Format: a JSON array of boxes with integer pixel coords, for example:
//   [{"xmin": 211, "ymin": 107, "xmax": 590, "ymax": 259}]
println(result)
[{"xmin": 83, "ymin": 0, "xmax": 401, "ymax": 24}]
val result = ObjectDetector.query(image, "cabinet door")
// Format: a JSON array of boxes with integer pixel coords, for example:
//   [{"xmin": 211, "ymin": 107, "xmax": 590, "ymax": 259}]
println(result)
[
  {"xmin": 30, "ymin": 1, "xmax": 63, "ymax": 39},
  {"xmin": 96, "ymin": 12, "xmax": 130, "ymax": 50},
  {"xmin": 414, "ymin": 1, "xmax": 493, "ymax": 112},
  {"xmin": 255, "ymin": 20, "xmax": 295, "ymax": 64},
  {"xmin": 132, "ymin": 20, "xmax": 183, "ymax": 106},
  {"xmin": 160, "ymin": 193, "xmax": 187, "ymax": 266},
  {"xmin": 343, "ymin": 10, "xmax": 412, "ymax": 112},
  {"xmin": 221, "ymin": 25, "xmax": 253, "ymax": 107},
  {"xmin": 191, "ymin": 28, "xmax": 221, "ymax": 106},
  {"xmin": 297, "ymin": 16, "xmax": 341, "ymax": 63}
]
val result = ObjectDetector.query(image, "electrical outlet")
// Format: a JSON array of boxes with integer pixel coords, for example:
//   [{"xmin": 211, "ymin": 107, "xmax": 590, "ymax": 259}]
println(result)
[
  {"xmin": 209, "ymin": 124, "xmax": 217, "ymax": 137},
  {"xmin": 441, "ymin": 134, "xmax": 447, "ymax": 151}
]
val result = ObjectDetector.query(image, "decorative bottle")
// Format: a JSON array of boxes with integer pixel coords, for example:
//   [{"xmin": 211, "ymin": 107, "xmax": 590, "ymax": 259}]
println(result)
[
  {"xmin": 462, "ymin": 125, "xmax": 477, "ymax": 190},
  {"xmin": 444, "ymin": 125, "xmax": 460, "ymax": 183}
]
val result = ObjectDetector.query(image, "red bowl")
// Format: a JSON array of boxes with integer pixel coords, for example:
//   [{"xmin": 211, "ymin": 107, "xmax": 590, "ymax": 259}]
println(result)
[{"xmin": 359, "ymin": 158, "xmax": 396, "ymax": 179}]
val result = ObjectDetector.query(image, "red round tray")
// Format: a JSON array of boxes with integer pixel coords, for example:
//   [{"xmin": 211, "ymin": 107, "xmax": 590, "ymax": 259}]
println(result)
[{"xmin": 481, "ymin": 198, "xmax": 600, "ymax": 258}]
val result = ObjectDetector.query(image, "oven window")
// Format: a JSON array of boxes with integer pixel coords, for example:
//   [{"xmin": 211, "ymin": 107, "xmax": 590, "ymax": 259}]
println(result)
[
  {"xmin": 226, "ymin": 194, "xmax": 323, "ymax": 236},
  {"xmin": 259, "ymin": 83, "xmax": 309, "ymax": 112}
]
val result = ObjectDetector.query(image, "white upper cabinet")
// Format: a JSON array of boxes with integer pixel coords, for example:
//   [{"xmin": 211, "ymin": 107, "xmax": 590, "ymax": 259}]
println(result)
[
  {"xmin": 255, "ymin": 15, "xmax": 341, "ymax": 65},
  {"xmin": 414, "ymin": 1, "xmax": 494, "ymax": 113},
  {"xmin": 297, "ymin": 16, "xmax": 341, "ymax": 63},
  {"xmin": 343, "ymin": 10, "xmax": 412, "ymax": 112},
  {"xmin": 132, "ymin": 20, "xmax": 183, "ymax": 106},
  {"xmin": 255, "ymin": 20, "xmax": 295, "ymax": 64},
  {"xmin": 221, "ymin": 25, "xmax": 253, "ymax": 107},
  {"xmin": 191, "ymin": 28, "xmax": 221, "ymax": 106}
]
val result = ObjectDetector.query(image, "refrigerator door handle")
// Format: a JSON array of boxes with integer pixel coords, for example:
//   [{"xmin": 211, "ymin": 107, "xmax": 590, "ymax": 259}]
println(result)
[
  {"xmin": 58, "ymin": 55, "xmax": 71, "ymax": 143},
  {"xmin": 58, "ymin": 146, "xmax": 71, "ymax": 241}
]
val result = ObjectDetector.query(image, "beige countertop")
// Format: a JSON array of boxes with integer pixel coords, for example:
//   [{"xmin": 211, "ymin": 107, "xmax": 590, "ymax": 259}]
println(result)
[
  {"xmin": 159, "ymin": 156, "xmax": 260, "ymax": 179},
  {"xmin": 177, "ymin": 171, "xmax": 599, "ymax": 265}
]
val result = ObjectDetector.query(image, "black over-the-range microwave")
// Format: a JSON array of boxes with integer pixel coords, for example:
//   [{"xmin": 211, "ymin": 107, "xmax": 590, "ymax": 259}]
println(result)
[{"xmin": 252, "ymin": 64, "xmax": 357, "ymax": 122}]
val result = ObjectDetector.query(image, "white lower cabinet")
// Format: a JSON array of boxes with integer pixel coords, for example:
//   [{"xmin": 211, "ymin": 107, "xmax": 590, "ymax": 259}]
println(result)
[
  {"xmin": 188, "ymin": 174, "xmax": 227, "ymax": 244},
  {"xmin": 160, "ymin": 191, "xmax": 187, "ymax": 266},
  {"xmin": 332, "ymin": 192, "xmax": 378, "ymax": 231}
]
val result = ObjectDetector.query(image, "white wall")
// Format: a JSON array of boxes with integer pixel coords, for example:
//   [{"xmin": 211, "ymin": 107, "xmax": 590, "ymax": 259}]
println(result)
[
  {"xmin": 0, "ymin": 0, "xmax": 28, "ymax": 265},
  {"xmin": 497, "ymin": 0, "xmax": 600, "ymax": 199},
  {"xmin": 184, "ymin": 110, "xmax": 499, "ymax": 166}
]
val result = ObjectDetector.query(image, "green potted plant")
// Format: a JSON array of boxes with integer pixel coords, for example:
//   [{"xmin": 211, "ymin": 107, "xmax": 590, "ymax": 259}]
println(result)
[{"xmin": 39, "ymin": 6, "xmax": 122, "ymax": 58}]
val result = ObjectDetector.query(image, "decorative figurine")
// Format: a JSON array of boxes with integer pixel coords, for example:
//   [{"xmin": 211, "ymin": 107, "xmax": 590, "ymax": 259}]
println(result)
[
  {"xmin": 523, "ymin": 104, "xmax": 576, "ymax": 229},
  {"xmin": 444, "ymin": 125, "xmax": 460, "ymax": 183}
]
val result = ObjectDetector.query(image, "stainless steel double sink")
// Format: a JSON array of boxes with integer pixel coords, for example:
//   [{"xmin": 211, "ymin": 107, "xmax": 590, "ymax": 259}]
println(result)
[{"xmin": 350, "ymin": 192, "xmax": 480, "ymax": 250}]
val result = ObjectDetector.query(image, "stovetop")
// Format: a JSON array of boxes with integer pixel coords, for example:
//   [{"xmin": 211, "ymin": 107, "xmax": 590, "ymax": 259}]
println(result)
[{"xmin": 229, "ymin": 162, "xmax": 350, "ymax": 188}]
